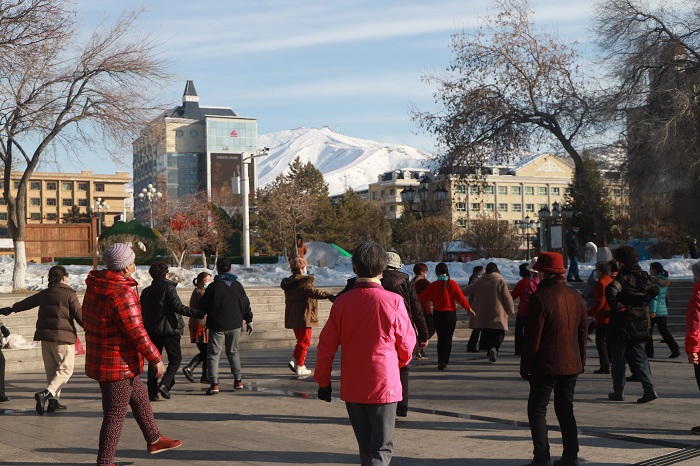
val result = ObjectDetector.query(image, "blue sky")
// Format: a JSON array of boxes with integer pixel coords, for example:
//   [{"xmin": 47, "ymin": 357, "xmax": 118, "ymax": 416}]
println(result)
[{"xmin": 63, "ymin": 0, "xmax": 597, "ymax": 175}]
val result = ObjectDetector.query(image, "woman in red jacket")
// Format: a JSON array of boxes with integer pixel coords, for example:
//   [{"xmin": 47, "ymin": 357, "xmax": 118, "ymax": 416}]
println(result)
[
  {"xmin": 587, "ymin": 261, "xmax": 614, "ymax": 374},
  {"xmin": 419, "ymin": 262, "xmax": 474, "ymax": 370},
  {"xmin": 83, "ymin": 243, "xmax": 182, "ymax": 465},
  {"xmin": 686, "ymin": 261, "xmax": 700, "ymax": 435}
]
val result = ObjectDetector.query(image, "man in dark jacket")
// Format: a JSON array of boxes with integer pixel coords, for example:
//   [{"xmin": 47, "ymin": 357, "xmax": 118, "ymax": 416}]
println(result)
[
  {"xmin": 198, "ymin": 258, "xmax": 254, "ymax": 395},
  {"xmin": 605, "ymin": 246, "xmax": 659, "ymax": 403},
  {"xmin": 565, "ymin": 224, "xmax": 582, "ymax": 282},
  {"xmin": 521, "ymin": 252, "xmax": 587, "ymax": 466},
  {"xmin": 140, "ymin": 262, "xmax": 201, "ymax": 401},
  {"xmin": 381, "ymin": 252, "xmax": 429, "ymax": 418}
]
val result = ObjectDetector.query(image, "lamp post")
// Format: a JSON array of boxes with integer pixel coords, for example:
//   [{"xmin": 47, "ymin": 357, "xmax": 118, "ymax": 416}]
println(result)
[
  {"xmin": 138, "ymin": 184, "xmax": 162, "ymax": 228},
  {"xmin": 537, "ymin": 202, "xmax": 573, "ymax": 254},
  {"xmin": 241, "ymin": 148, "xmax": 269, "ymax": 268},
  {"xmin": 400, "ymin": 174, "xmax": 448, "ymax": 218},
  {"xmin": 515, "ymin": 215, "xmax": 536, "ymax": 259},
  {"xmin": 90, "ymin": 197, "xmax": 109, "ymax": 236}
]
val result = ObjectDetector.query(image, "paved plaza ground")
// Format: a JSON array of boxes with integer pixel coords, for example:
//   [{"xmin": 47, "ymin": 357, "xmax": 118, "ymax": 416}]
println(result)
[{"xmin": 1, "ymin": 337, "xmax": 700, "ymax": 465}]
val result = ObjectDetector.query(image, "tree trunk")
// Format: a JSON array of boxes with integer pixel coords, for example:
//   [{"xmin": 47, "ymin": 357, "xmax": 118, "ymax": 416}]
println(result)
[
  {"xmin": 11, "ymin": 241, "xmax": 27, "ymax": 291},
  {"xmin": 201, "ymin": 251, "xmax": 207, "ymax": 269}
]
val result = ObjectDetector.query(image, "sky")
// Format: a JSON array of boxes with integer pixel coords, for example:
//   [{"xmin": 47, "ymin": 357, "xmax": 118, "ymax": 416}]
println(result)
[{"xmin": 58, "ymin": 0, "xmax": 597, "ymax": 176}]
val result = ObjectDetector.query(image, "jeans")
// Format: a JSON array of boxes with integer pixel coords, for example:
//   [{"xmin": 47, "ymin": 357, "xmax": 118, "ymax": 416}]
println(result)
[
  {"xmin": 567, "ymin": 254, "xmax": 580, "ymax": 280},
  {"xmin": 610, "ymin": 340, "xmax": 655, "ymax": 394},
  {"xmin": 147, "ymin": 334, "xmax": 182, "ymax": 398},
  {"xmin": 346, "ymin": 402, "xmax": 396, "ymax": 466},
  {"xmin": 645, "ymin": 316, "xmax": 680, "ymax": 356},
  {"xmin": 515, "ymin": 316, "xmax": 527, "ymax": 355},
  {"xmin": 433, "ymin": 311, "xmax": 457, "ymax": 366},
  {"xmin": 207, "ymin": 329, "xmax": 242, "ymax": 384},
  {"xmin": 527, "ymin": 374, "xmax": 579, "ymax": 462},
  {"xmin": 595, "ymin": 323, "xmax": 610, "ymax": 371}
]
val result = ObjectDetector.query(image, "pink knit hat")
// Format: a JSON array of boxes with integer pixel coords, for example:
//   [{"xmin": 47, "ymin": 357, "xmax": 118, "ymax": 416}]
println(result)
[{"xmin": 103, "ymin": 243, "xmax": 136, "ymax": 272}]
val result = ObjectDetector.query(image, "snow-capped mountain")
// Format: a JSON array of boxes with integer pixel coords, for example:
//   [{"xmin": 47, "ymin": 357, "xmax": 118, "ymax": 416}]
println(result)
[{"xmin": 257, "ymin": 127, "xmax": 436, "ymax": 195}]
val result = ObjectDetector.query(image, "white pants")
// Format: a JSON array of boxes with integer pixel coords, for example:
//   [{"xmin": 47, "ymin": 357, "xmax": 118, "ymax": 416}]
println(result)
[{"xmin": 41, "ymin": 341, "xmax": 75, "ymax": 398}]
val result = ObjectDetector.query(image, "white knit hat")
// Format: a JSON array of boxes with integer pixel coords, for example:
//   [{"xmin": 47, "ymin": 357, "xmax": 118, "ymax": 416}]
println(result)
[{"xmin": 103, "ymin": 243, "xmax": 136, "ymax": 272}]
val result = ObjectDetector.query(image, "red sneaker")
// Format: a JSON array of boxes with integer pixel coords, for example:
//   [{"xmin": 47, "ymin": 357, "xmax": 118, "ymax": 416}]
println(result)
[{"xmin": 148, "ymin": 435, "xmax": 182, "ymax": 454}]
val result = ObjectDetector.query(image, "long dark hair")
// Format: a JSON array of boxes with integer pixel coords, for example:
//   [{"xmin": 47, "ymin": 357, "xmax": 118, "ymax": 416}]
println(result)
[
  {"xmin": 649, "ymin": 262, "xmax": 667, "ymax": 277},
  {"xmin": 436, "ymin": 262, "xmax": 450, "ymax": 290}
]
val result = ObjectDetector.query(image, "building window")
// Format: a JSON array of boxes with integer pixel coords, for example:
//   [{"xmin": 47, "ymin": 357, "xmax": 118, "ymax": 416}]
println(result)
[
  {"xmin": 525, "ymin": 203, "xmax": 535, "ymax": 212},
  {"xmin": 484, "ymin": 203, "xmax": 494, "ymax": 212},
  {"xmin": 455, "ymin": 202, "xmax": 466, "ymax": 212},
  {"xmin": 455, "ymin": 184, "xmax": 466, "ymax": 194},
  {"xmin": 470, "ymin": 185, "xmax": 480, "ymax": 194},
  {"xmin": 551, "ymin": 187, "xmax": 560, "ymax": 196},
  {"xmin": 13, "ymin": 181, "xmax": 20, "ymax": 189},
  {"xmin": 498, "ymin": 203, "xmax": 508, "ymax": 212},
  {"xmin": 46, "ymin": 213, "xmax": 57, "ymax": 221},
  {"xmin": 389, "ymin": 188, "xmax": 395, "ymax": 195},
  {"xmin": 525, "ymin": 186, "xmax": 534, "ymax": 195},
  {"xmin": 512, "ymin": 186, "xmax": 522, "ymax": 195},
  {"xmin": 46, "ymin": 198, "xmax": 57, "ymax": 206},
  {"xmin": 0, "ymin": 213, "xmax": 6, "ymax": 220},
  {"xmin": 456, "ymin": 219, "xmax": 466, "ymax": 227},
  {"xmin": 471, "ymin": 203, "xmax": 481, "ymax": 211},
  {"xmin": 380, "ymin": 189, "xmax": 385, "ymax": 196},
  {"xmin": 0, "ymin": 198, "xmax": 5, "ymax": 205},
  {"xmin": 564, "ymin": 188, "xmax": 572, "ymax": 196},
  {"xmin": 30, "ymin": 181, "xmax": 41, "ymax": 190},
  {"xmin": 371, "ymin": 191, "xmax": 376, "ymax": 200},
  {"xmin": 498, "ymin": 186, "xmax": 508, "ymax": 195},
  {"xmin": 78, "ymin": 182, "xmax": 89, "ymax": 191},
  {"xmin": 78, "ymin": 199, "xmax": 88, "ymax": 206},
  {"xmin": 30, "ymin": 213, "xmax": 41, "ymax": 220},
  {"xmin": 30, "ymin": 198, "xmax": 40, "ymax": 206},
  {"xmin": 46, "ymin": 182, "xmax": 57, "ymax": 190},
  {"xmin": 62, "ymin": 199, "xmax": 73, "ymax": 207},
  {"xmin": 483, "ymin": 185, "xmax": 494, "ymax": 194},
  {"xmin": 538, "ymin": 187, "xmax": 547, "ymax": 196},
  {"xmin": 512, "ymin": 203, "xmax": 522, "ymax": 212},
  {"xmin": 62, "ymin": 182, "xmax": 73, "ymax": 191},
  {"xmin": 389, "ymin": 205, "xmax": 396, "ymax": 212},
  {"xmin": 612, "ymin": 188, "xmax": 622, "ymax": 197},
  {"xmin": 95, "ymin": 183, "xmax": 105, "ymax": 192},
  {"xmin": 539, "ymin": 203, "xmax": 548, "ymax": 211}
]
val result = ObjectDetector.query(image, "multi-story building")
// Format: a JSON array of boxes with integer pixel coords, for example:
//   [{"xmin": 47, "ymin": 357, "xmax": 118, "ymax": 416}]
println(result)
[
  {"xmin": 0, "ymin": 170, "xmax": 132, "ymax": 236},
  {"xmin": 367, "ymin": 168, "xmax": 435, "ymax": 221},
  {"xmin": 132, "ymin": 81, "xmax": 259, "ymax": 224}
]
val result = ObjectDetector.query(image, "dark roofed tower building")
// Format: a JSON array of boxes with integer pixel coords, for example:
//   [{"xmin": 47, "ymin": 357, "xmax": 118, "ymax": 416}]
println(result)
[{"xmin": 132, "ymin": 81, "xmax": 259, "ymax": 224}]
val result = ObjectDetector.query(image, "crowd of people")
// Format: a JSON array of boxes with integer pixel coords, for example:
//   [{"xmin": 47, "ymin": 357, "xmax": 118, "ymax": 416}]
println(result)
[{"xmin": 1, "ymin": 240, "xmax": 700, "ymax": 466}]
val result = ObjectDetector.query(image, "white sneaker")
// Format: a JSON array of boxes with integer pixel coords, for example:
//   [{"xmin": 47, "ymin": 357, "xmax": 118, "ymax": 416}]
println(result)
[
  {"xmin": 288, "ymin": 358, "xmax": 297, "ymax": 373},
  {"xmin": 296, "ymin": 365, "xmax": 312, "ymax": 376},
  {"xmin": 488, "ymin": 348, "xmax": 497, "ymax": 363}
]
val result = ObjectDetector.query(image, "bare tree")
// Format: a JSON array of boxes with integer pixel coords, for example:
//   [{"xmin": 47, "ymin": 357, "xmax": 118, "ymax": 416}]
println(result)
[
  {"xmin": 0, "ymin": 1, "xmax": 169, "ymax": 289},
  {"xmin": 396, "ymin": 215, "xmax": 454, "ymax": 263},
  {"xmin": 462, "ymin": 216, "xmax": 520, "ymax": 259},
  {"xmin": 412, "ymin": 0, "xmax": 608, "ymax": 246}
]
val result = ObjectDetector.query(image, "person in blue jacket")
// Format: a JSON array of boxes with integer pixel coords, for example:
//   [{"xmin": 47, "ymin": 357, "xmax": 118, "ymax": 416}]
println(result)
[{"xmin": 645, "ymin": 262, "xmax": 680, "ymax": 359}]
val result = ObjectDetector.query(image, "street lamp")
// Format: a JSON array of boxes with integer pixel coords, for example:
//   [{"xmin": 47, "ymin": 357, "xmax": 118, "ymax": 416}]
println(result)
[
  {"xmin": 138, "ymin": 183, "xmax": 162, "ymax": 228},
  {"xmin": 515, "ymin": 215, "xmax": 536, "ymax": 259},
  {"xmin": 400, "ymin": 175, "xmax": 447, "ymax": 218},
  {"xmin": 90, "ymin": 197, "xmax": 109, "ymax": 236},
  {"xmin": 241, "ymin": 148, "xmax": 269, "ymax": 268}
]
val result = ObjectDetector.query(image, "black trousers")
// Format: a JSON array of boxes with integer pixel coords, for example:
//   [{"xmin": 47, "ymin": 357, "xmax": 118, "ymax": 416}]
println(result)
[
  {"xmin": 467, "ymin": 328, "xmax": 481, "ymax": 351},
  {"xmin": 515, "ymin": 316, "xmax": 527, "ymax": 355},
  {"xmin": 0, "ymin": 347, "xmax": 6, "ymax": 397},
  {"xmin": 527, "ymin": 374, "xmax": 579, "ymax": 462},
  {"xmin": 595, "ymin": 323, "xmax": 610, "ymax": 371},
  {"xmin": 645, "ymin": 316, "xmax": 680, "ymax": 356},
  {"xmin": 694, "ymin": 363, "xmax": 700, "ymax": 392},
  {"xmin": 147, "ymin": 334, "xmax": 182, "ymax": 397},
  {"xmin": 397, "ymin": 365, "xmax": 409, "ymax": 413},
  {"xmin": 185, "ymin": 342, "xmax": 209, "ymax": 378},
  {"xmin": 433, "ymin": 311, "xmax": 457, "ymax": 366},
  {"xmin": 480, "ymin": 328, "xmax": 505, "ymax": 353}
]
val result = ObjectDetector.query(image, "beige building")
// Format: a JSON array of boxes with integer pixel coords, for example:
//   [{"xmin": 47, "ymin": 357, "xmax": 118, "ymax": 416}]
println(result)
[
  {"xmin": 368, "ymin": 168, "xmax": 435, "ymax": 221},
  {"xmin": 0, "ymin": 170, "xmax": 132, "ymax": 236}
]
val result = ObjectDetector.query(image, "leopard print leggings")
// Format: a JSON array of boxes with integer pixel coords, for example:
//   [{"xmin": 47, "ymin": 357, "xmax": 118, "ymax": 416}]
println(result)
[{"xmin": 97, "ymin": 377, "xmax": 160, "ymax": 465}]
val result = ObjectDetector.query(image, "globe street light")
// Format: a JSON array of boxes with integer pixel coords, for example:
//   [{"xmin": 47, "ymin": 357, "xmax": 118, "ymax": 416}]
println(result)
[
  {"xmin": 138, "ymin": 183, "xmax": 162, "ymax": 228},
  {"xmin": 516, "ymin": 215, "xmax": 536, "ymax": 259},
  {"xmin": 90, "ymin": 197, "xmax": 109, "ymax": 236}
]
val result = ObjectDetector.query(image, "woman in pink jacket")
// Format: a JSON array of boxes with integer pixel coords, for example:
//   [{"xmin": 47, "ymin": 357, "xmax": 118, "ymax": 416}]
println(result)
[
  {"xmin": 686, "ymin": 261, "xmax": 700, "ymax": 435},
  {"xmin": 314, "ymin": 241, "xmax": 416, "ymax": 466}
]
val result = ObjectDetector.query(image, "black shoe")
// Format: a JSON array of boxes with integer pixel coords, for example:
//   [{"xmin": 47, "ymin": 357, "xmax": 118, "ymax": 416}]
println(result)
[
  {"xmin": 0, "ymin": 395, "xmax": 11, "ymax": 402},
  {"xmin": 637, "ymin": 391, "xmax": 658, "ymax": 404},
  {"xmin": 437, "ymin": 363, "xmax": 446, "ymax": 370},
  {"xmin": 608, "ymin": 392, "xmax": 624, "ymax": 401},
  {"xmin": 35, "ymin": 389, "xmax": 52, "ymax": 415},
  {"xmin": 593, "ymin": 368, "xmax": 610, "ymax": 374},
  {"xmin": 396, "ymin": 407, "xmax": 408, "ymax": 418},
  {"xmin": 182, "ymin": 366, "xmax": 195, "ymax": 383},
  {"xmin": 626, "ymin": 374, "xmax": 641, "ymax": 382},
  {"xmin": 149, "ymin": 392, "xmax": 160, "ymax": 402},
  {"xmin": 158, "ymin": 384, "xmax": 171, "ymax": 400},
  {"xmin": 553, "ymin": 458, "xmax": 578, "ymax": 466},
  {"xmin": 47, "ymin": 399, "xmax": 67, "ymax": 412},
  {"xmin": 670, "ymin": 351, "xmax": 681, "ymax": 359}
]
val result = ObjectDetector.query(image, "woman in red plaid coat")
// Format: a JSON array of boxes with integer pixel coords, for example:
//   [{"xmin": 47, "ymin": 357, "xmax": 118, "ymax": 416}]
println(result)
[{"xmin": 83, "ymin": 244, "xmax": 182, "ymax": 465}]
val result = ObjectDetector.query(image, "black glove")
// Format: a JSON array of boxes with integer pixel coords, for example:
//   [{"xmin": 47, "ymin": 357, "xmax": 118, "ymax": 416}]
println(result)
[
  {"xmin": 0, "ymin": 307, "xmax": 12, "ymax": 316},
  {"xmin": 327, "ymin": 294, "xmax": 336, "ymax": 303},
  {"xmin": 0, "ymin": 326, "xmax": 10, "ymax": 338},
  {"xmin": 317, "ymin": 384, "xmax": 332, "ymax": 402}
]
